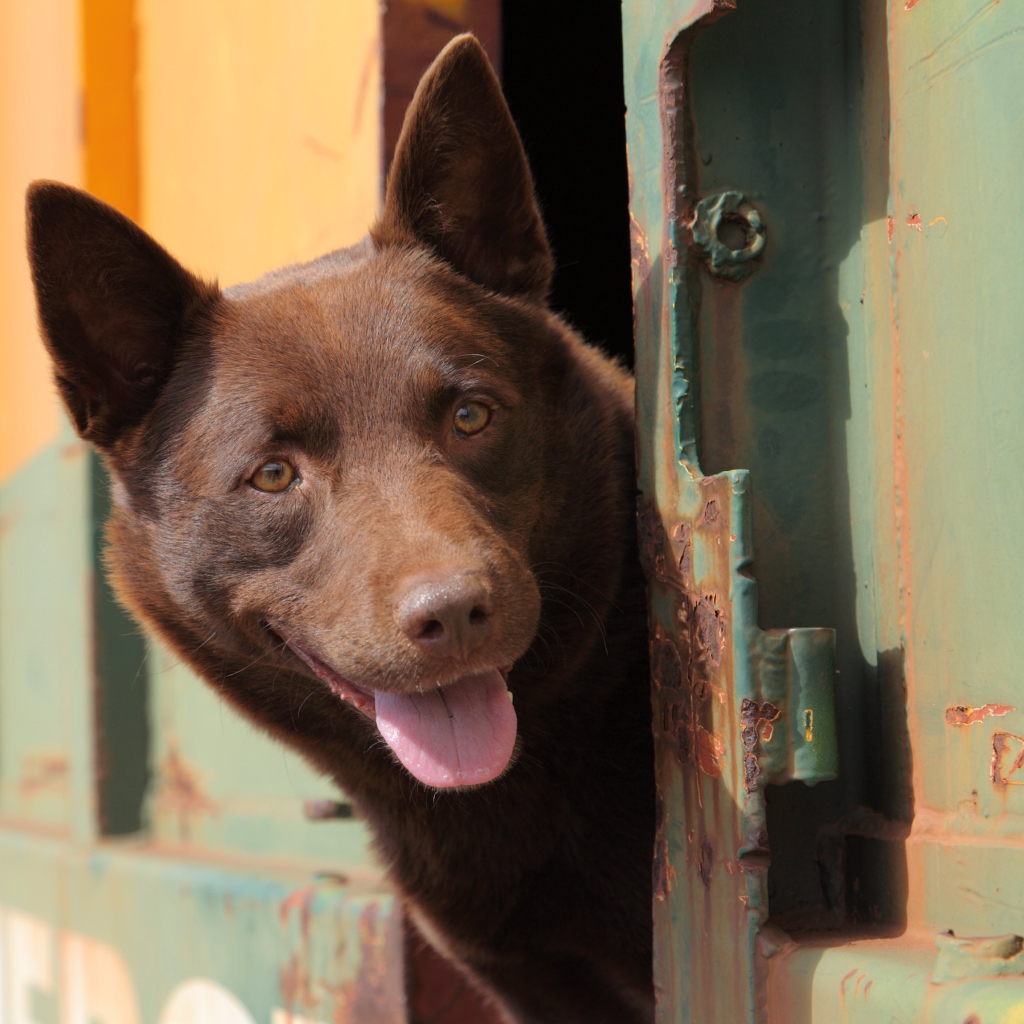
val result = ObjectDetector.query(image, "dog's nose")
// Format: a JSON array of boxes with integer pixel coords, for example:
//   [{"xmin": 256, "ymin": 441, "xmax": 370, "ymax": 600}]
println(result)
[{"xmin": 395, "ymin": 574, "xmax": 494, "ymax": 658}]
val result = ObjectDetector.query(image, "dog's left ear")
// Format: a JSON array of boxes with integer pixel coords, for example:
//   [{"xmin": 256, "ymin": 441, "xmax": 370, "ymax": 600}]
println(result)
[{"xmin": 373, "ymin": 34, "xmax": 553, "ymax": 304}]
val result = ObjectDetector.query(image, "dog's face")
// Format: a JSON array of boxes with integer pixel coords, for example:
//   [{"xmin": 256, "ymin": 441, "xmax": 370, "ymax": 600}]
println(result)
[{"xmin": 26, "ymin": 36, "xmax": 606, "ymax": 792}]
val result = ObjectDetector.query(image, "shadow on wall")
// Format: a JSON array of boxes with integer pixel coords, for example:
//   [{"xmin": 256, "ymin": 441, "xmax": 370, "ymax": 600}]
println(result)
[{"xmin": 684, "ymin": 0, "xmax": 913, "ymax": 932}]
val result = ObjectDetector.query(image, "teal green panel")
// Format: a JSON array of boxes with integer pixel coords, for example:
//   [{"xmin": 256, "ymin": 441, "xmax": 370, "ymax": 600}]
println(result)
[
  {"xmin": 0, "ymin": 430, "xmax": 93, "ymax": 839},
  {"xmin": 886, "ymin": 0, "xmax": 1024, "ymax": 825},
  {"xmin": 767, "ymin": 936, "xmax": 1024, "ymax": 1023}
]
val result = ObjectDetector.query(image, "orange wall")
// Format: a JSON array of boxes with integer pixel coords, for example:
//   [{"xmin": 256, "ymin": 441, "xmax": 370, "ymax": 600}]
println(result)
[
  {"xmin": 0, "ymin": 0, "xmax": 382, "ymax": 483},
  {"xmin": 138, "ymin": 0, "xmax": 381, "ymax": 288},
  {"xmin": 0, "ymin": 0, "xmax": 81, "ymax": 483}
]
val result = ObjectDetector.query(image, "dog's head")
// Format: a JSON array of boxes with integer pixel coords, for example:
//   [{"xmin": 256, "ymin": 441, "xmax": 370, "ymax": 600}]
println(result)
[{"xmin": 27, "ymin": 36, "xmax": 630, "ymax": 793}]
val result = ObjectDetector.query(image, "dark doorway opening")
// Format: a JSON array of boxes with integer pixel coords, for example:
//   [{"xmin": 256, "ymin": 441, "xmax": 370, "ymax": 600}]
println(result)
[{"xmin": 502, "ymin": 2, "xmax": 634, "ymax": 368}]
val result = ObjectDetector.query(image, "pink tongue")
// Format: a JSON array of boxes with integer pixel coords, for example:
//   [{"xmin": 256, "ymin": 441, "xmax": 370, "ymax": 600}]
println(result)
[{"xmin": 374, "ymin": 669, "xmax": 517, "ymax": 788}]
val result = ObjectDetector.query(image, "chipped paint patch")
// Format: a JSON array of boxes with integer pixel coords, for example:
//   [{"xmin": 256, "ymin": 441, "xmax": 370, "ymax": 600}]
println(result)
[
  {"xmin": 946, "ymin": 703, "xmax": 1014, "ymax": 726},
  {"xmin": 991, "ymin": 732, "xmax": 1024, "ymax": 786},
  {"xmin": 696, "ymin": 727, "xmax": 725, "ymax": 778},
  {"xmin": 154, "ymin": 742, "xmax": 219, "ymax": 842},
  {"xmin": 739, "ymin": 699, "xmax": 781, "ymax": 792},
  {"xmin": 18, "ymin": 753, "xmax": 69, "ymax": 797}
]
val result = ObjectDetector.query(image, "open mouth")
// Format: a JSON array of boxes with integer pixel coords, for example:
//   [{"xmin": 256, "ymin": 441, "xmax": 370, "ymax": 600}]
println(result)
[{"xmin": 284, "ymin": 639, "xmax": 517, "ymax": 790}]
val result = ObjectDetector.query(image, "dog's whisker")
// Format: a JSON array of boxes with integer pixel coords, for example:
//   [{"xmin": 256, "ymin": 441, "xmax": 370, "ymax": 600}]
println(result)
[
  {"xmin": 295, "ymin": 686, "xmax": 316, "ymax": 721},
  {"xmin": 223, "ymin": 636, "xmax": 288, "ymax": 678}
]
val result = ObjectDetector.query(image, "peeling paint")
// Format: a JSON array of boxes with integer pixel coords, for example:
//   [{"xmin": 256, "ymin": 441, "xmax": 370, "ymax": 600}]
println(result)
[
  {"xmin": 18, "ymin": 753, "xmax": 69, "ymax": 798},
  {"xmin": 991, "ymin": 732, "xmax": 1024, "ymax": 787},
  {"xmin": 153, "ymin": 743, "xmax": 219, "ymax": 843},
  {"xmin": 946, "ymin": 704, "xmax": 1014, "ymax": 726}
]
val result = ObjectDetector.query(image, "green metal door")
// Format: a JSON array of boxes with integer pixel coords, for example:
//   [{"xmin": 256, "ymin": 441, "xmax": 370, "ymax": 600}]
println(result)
[{"xmin": 624, "ymin": 0, "xmax": 1024, "ymax": 1020}]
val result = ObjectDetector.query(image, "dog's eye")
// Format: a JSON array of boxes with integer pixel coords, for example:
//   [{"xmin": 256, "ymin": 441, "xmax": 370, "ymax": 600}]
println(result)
[
  {"xmin": 250, "ymin": 459, "xmax": 297, "ymax": 493},
  {"xmin": 453, "ymin": 402, "xmax": 491, "ymax": 437}
]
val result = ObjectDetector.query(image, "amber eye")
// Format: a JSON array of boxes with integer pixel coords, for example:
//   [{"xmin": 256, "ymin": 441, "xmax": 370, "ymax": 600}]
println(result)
[
  {"xmin": 453, "ymin": 401, "xmax": 491, "ymax": 437},
  {"xmin": 250, "ymin": 459, "xmax": 297, "ymax": 493}
]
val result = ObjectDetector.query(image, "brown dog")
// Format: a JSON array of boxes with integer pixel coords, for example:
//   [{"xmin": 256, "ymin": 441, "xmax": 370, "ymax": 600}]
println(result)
[{"xmin": 27, "ymin": 35, "xmax": 654, "ymax": 1024}]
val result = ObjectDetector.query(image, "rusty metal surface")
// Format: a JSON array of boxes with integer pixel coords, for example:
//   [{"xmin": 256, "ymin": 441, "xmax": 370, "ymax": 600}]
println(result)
[
  {"xmin": 0, "ymin": 827, "xmax": 404, "ymax": 1024},
  {"xmin": 625, "ymin": 2, "xmax": 838, "ymax": 1019},
  {"xmin": 626, "ymin": 0, "xmax": 1024, "ymax": 1019}
]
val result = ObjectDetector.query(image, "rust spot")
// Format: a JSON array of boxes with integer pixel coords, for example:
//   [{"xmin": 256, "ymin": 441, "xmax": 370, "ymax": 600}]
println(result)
[
  {"xmin": 700, "ymin": 499, "xmax": 718, "ymax": 524},
  {"xmin": 741, "ymin": 698, "xmax": 760, "ymax": 751},
  {"xmin": 676, "ymin": 524, "xmax": 693, "ymax": 581},
  {"xmin": 653, "ymin": 836, "xmax": 676, "ymax": 901},
  {"xmin": 629, "ymin": 213, "xmax": 652, "ymax": 290},
  {"xmin": 279, "ymin": 922, "xmax": 316, "ymax": 1011},
  {"xmin": 839, "ymin": 967, "xmax": 859, "ymax": 998},
  {"xmin": 696, "ymin": 726, "xmax": 724, "ymax": 779},
  {"xmin": 744, "ymin": 752, "xmax": 760, "ymax": 793},
  {"xmin": 887, "ymin": 215, "xmax": 894, "ymax": 243},
  {"xmin": 154, "ymin": 742, "xmax": 219, "ymax": 842},
  {"xmin": 637, "ymin": 505, "xmax": 669, "ymax": 582},
  {"xmin": 652, "ymin": 635, "xmax": 694, "ymax": 766},
  {"xmin": 907, "ymin": 211, "xmax": 922, "ymax": 230},
  {"xmin": 991, "ymin": 732, "xmax": 1024, "ymax": 786},
  {"xmin": 652, "ymin": 635, "xmax": 684, "ymax": 692},
  {"xmin": 698, "ymin": 837, "xmax": 713, "ymax": 887},
  {"xmin": 904, "ymin": 0, "xmax": 924, "ymax": 9},
  {"xmin": 864, "ymin": 979, "xmax": 873, "ymax": 998},
  {"xmin": 18, "ymin": 753, "xmax": 69, "ymax": 797},
  {"xmin": 946, "ymin": 703, "xmax": 1014, "ymax": 726},
  {"xmin": 694, "ymin": 594, "xmax": 725, "ymax": 671},
  {"xmin": 740, "ymin": 700, "xmax": 780, "ymax": 792},
  {"xmin": 326, "ymin": 904, "xmax": 404, "ymax": 1023}
]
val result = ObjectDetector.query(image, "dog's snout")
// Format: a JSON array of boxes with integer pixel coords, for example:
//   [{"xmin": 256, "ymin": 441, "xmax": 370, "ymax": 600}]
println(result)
[{"xmin": 395, "ymin": 573, "xmax": 494, "ymax": 658}]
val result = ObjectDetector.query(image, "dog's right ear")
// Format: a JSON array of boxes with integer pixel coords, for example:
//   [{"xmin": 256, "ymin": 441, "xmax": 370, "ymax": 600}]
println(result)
[
  {"xmin": 373, "ymin": 35, "xmax": 553, "ymax": 304},
  {"xmin": 26, "ymin": 182, "xmax": 219, "ymax": 450}
]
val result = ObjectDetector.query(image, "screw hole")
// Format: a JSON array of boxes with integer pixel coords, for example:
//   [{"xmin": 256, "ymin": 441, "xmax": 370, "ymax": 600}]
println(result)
[{"xmin": 717, "ymin": 214, "xmax": 752, "ymax": 251}]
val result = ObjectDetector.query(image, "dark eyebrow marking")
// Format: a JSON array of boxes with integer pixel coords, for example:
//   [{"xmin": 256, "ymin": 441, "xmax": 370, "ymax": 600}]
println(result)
[{"xmin": 269, "ymin": 402, "xmax": 340, "ymax": 461}]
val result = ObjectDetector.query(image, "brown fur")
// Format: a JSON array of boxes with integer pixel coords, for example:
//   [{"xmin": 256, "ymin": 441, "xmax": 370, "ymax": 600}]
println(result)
[{"xmin": 27, "ymin": 36, "xmax": 654, "ymax": 1024}]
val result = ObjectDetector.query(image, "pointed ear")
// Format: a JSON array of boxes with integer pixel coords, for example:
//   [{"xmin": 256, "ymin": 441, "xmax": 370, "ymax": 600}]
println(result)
[
  {"xmin": 26, "ymin": 182, "xmax": 219, "ymax": 449},
  {"xmin": 372, "ymin": 34, "xmax": 553, "ymax": 303}
]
